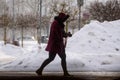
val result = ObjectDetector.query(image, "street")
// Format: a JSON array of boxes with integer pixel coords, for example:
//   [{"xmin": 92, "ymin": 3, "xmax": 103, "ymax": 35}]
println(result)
[{"xmin": 0, "ymin": 72, "xmax": 119, "ymax": 80}]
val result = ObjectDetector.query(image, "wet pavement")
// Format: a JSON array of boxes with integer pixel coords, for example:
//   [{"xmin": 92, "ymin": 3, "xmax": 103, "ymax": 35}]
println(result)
[{"xmin": 0, "ymin": 72, "xmax": 120, "ymax": 80}]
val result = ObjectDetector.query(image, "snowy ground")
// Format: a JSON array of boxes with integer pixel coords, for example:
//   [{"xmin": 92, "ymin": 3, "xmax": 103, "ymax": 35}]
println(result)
[{"xmin": 0, "ymin": 20, "xmax": 120, "ymax": 72}]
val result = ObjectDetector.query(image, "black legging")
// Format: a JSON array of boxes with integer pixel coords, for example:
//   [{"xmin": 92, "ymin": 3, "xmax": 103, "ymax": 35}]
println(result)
[{"xmin": 37, "ymin": 51, "xmax": 68, "ymax": 74}]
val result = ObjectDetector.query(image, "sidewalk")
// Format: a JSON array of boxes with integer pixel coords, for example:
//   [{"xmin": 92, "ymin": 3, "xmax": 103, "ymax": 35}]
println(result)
[{"xmin": 0, "ymin": 72, "xmax": 120, "ymax": 80}]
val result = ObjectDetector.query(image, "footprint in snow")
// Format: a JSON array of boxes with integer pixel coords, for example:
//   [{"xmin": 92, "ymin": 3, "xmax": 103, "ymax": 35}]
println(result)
[
  {"xmin": 101, "ymin": 61, "xmax": 112, "ymax": 65},
  {"xmin": 18, "ymin": 61, "xmax": 23, "ymax": 65}
]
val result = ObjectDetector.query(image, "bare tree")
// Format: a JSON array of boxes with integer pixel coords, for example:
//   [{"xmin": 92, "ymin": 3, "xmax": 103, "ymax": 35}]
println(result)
[
  {"xmin": 16, "ymin": 14, "xmax": 38, "ymax": 47},
  {"xmin": 0, "ymin": 14, "xmax": 11, "ymax": 44},
  {"xmin": 0, "ymin": 1, "xmax": 10, "ymax": 45},
  {"xmin": 87, "ymin": 0, "xmax": 120, "ymax": 22},
  {"xmin": 49, "ymin": 1, "xmax": 78, "ymax": 32}
]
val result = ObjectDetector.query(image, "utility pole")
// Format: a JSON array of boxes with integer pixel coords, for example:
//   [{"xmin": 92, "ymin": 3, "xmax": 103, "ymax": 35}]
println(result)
[
  {"xmin": 37, "ymin": 0, "xmax": 42, "ymax": 45},
  {"xmin": 12, "ymin": 0, "xmax": 15, "ymax": 42},
  {"xmin": 77, "ymin": 0, "xmax": 84, "ymax": 30},
  {"xmin": 3, "ymin": 0, "xmax": 7, "ymax": 45}
]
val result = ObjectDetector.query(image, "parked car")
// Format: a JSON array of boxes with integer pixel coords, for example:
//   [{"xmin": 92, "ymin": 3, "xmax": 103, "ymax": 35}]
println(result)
[
  {"xmin": 17, "ymin": 36, "xmax": 48, "ymax": 47},
  {"xmin": 17, "ymin": 36, "xmax": 36, "ymax": 41},
  {"xmin": 41, "ymin": 36, "xmax": 48, "ymax": 43},
  {"xmin": 17, "ymin": 36, "xmax": 37, "ymax": 47}
]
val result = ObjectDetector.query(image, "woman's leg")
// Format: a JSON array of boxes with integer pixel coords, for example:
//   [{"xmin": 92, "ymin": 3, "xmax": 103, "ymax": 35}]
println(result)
[
  {"xmin": 58, "ymin": 50, "xmax": 70, "ymax": 76},
  {"xmin": 36, "ymin": 52, "xmax": 56, "ymax": 75}
]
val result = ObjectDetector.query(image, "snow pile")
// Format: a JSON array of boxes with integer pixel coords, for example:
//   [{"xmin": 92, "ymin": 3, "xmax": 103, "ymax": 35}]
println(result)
[
  {"xmin": 0, "ymin": 43, "xmax": 48, "ymax": 71},
  {"xmin": 67, "ymin": 20, "xmax": 120, "ymax": 54},
  {"xmin": 0, "ymin": 44, "xmax": 33, "ymax": 68}
]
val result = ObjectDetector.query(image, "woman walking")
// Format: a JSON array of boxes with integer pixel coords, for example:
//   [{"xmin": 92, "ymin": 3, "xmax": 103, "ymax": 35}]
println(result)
[{"xmin": 36, "ymin": 12, "xmax": 72, "ymax": 76}]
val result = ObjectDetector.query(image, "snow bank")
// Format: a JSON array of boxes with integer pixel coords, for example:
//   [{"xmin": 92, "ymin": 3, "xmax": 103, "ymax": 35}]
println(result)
[
  {"xmin": 67, "ymin": 20, "xmax": 120, "ymax": 54},
  {"xmin": 0, "ymin": 44, "xmax": 17, "ymax": 65}
]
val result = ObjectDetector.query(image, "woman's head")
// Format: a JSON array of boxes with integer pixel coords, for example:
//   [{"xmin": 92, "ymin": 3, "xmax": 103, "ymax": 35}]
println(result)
[{"xmin": 58, "ymin": 13, "xmax": 69, "ymax": 22}]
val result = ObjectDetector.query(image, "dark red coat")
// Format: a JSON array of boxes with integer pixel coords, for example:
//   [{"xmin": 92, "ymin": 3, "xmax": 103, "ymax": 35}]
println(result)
[{"xmin": 45, "ymin": 13, "xmax": 69, "ymax": 53}]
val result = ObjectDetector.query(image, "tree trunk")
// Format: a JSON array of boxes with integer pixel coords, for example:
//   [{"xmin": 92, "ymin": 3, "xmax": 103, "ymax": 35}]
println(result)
[
  {"xmin": 4, "ymin": 27, "xmax": 7, "ymax": 45},
  {"xmin": 21, "ymin": 26, "xmax": 23, "ymax": 47}
]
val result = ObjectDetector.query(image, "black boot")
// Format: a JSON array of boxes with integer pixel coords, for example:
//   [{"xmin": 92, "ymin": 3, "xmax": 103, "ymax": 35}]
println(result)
[
  {"xmin": 64, "ymin": 72, "xmax": 71, "ymax": 76},
  {"xmin": 36, "ymin": 69, "xmax": 42, "ymax": 76}
]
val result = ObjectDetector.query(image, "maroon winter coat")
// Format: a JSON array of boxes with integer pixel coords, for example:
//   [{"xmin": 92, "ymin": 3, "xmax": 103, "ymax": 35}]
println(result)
[{"xmin": 45, "ymin": 13, "xmax": 69, "ymax": 53}]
